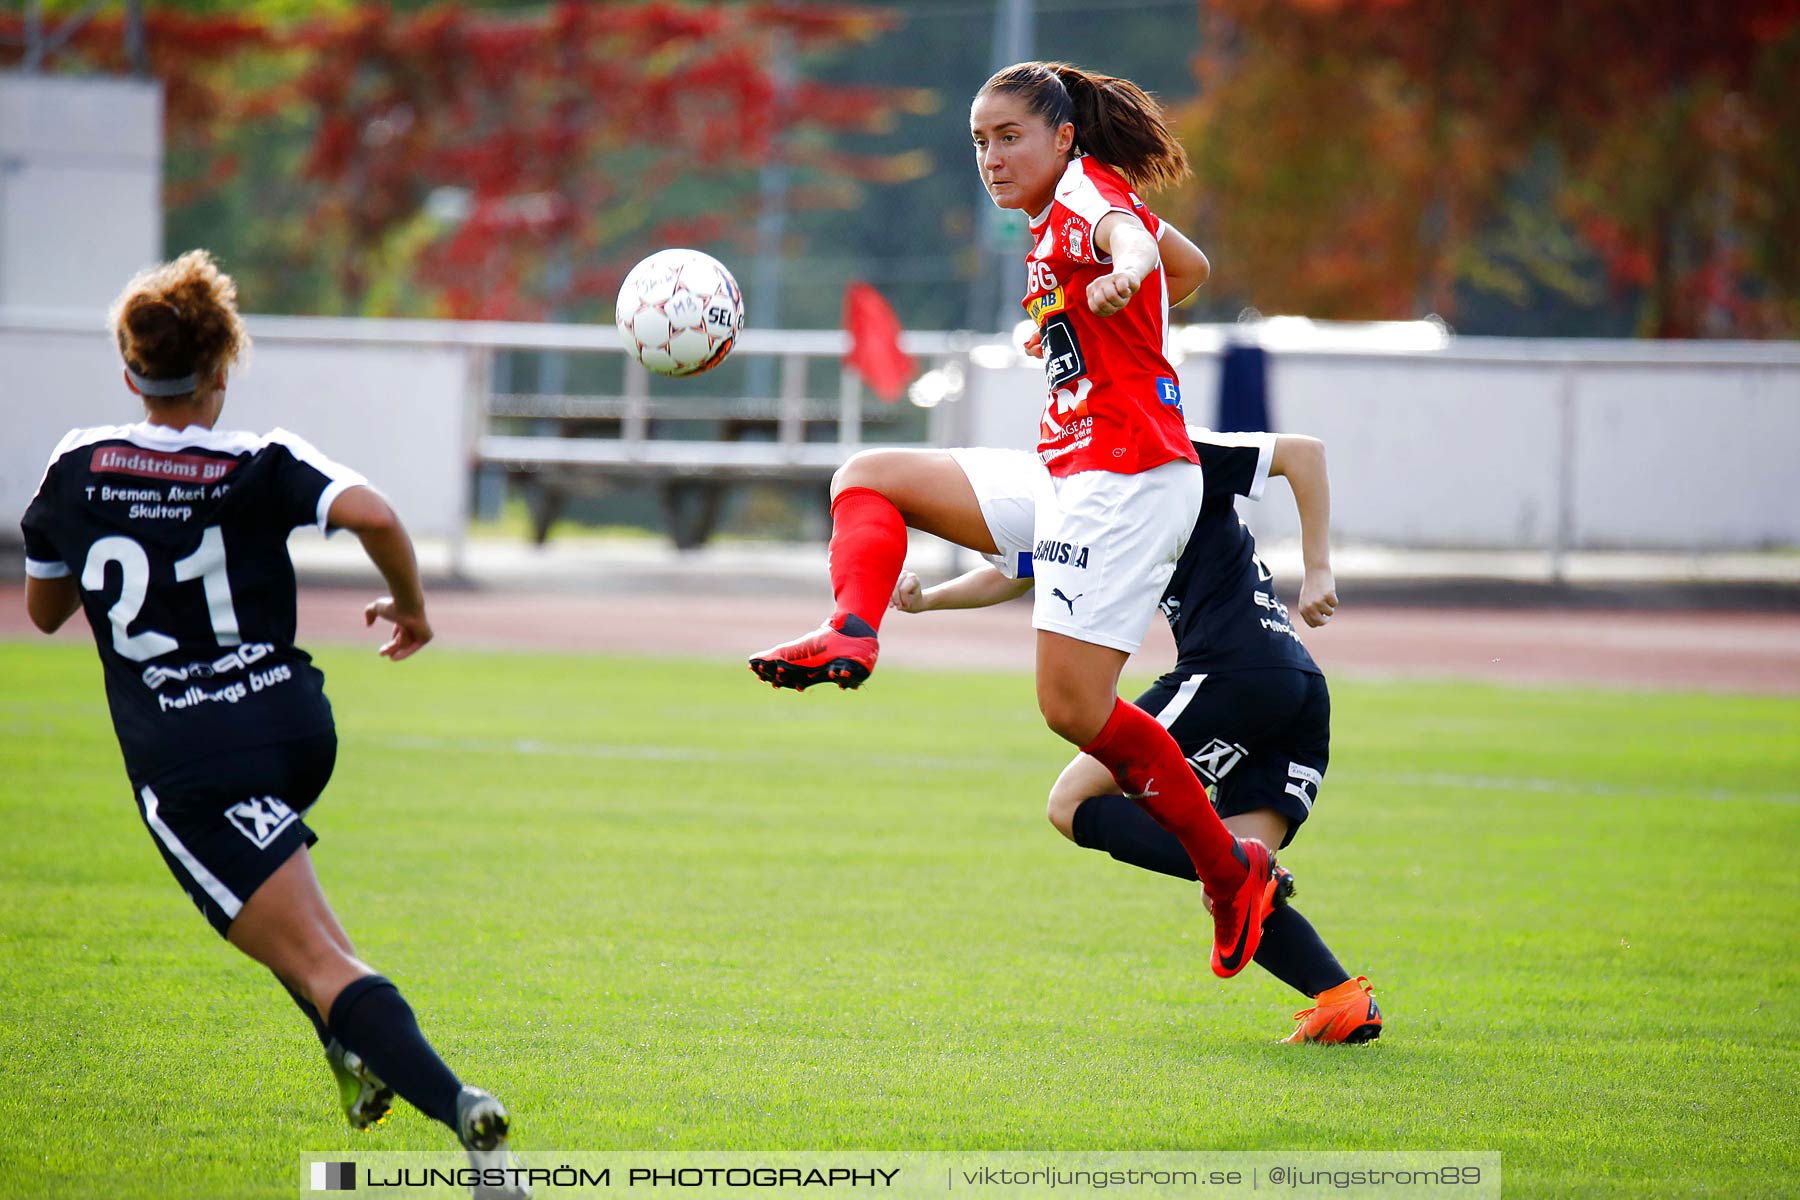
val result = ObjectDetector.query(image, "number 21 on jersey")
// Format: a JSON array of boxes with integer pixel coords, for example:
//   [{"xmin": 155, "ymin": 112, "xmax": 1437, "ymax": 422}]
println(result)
[{"xmin": 80, "ymin": 527, "xmax": 241, "ymax": 662}]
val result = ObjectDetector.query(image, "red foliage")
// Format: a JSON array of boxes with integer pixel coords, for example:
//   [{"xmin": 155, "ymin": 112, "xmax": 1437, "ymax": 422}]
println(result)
[{"xmin": 0, "ymin": 2, "xmax": 922, "ymax": 320}]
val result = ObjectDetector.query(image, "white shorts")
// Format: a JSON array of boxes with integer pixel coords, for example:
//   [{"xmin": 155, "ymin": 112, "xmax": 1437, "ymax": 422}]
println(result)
[
  {"xmin": 948, "ymin": 447, "xmax": 1204, "ymax": 653},
  {"xmin": 946, "ymin": 446, "xmax": 1053, "ymax": 580}
]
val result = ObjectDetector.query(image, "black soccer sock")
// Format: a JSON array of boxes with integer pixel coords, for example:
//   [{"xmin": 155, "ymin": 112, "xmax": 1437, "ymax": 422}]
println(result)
[
  {"xmin": 1072, "ymin": 795, "xmax": 1353, "ymax": 997},
  {"xmin": 283, "ymin": 980, "xmax": 333, "ymax": 1050},
  {"xmin": 327, "ymin": 974, "xmax": 464, "ymax": 1129},
  {"xmin": 1254, "ymin": 906, "xmax": 1353, "ymax": 998},
  {"xmin": 1070, "ymin": 793, "xmax": 1200, "ymax": 881}
]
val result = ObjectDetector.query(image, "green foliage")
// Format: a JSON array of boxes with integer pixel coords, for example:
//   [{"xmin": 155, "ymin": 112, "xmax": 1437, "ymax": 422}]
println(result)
[{"xmin": 2, "ymin": 640, "xmax": 1797, "ymax": 1198}]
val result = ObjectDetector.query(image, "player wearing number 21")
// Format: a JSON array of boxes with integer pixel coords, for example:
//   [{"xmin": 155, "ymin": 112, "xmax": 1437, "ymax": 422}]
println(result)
[{"xmin": 20, "ymin": 250, "xmax": 525, "ymax": 1190}]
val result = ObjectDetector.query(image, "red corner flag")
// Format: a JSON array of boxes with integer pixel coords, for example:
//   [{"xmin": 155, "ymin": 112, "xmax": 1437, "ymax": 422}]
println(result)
[{"xmin": 842, "ymin": 281, "xmax": 916, "ymax": 402}]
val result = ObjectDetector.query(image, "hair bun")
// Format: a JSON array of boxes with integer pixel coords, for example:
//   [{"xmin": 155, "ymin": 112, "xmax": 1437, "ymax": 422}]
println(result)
[{"xmin": 107, "ymin": 249, "xmax": 249, "ymax": 391}]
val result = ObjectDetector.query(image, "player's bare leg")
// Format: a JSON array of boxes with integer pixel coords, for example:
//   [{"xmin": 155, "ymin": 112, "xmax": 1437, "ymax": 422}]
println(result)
[
  {"xmin": 231, "ymin": 850, "xmax": 397, "ymax": 1128},
  {"xmin": 750, "ymin": 450, "xmax": 995, "ymax": 690},
  {"xmin": 231, "ymin": 850, "xmax": 529, "ymax": 1188},
  {"xmin": 829, "ymin": 450, "xmax": 998, "ymax": 552},
  {"xmin": 229, "ymin": 847, "xmax": 374, "ymax": 1018}
]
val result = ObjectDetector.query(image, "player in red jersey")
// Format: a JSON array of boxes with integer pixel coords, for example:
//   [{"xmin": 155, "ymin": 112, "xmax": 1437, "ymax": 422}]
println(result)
[{"xmin": 751, "ymin": 62, "xmax": 1282, "ymax": 978}]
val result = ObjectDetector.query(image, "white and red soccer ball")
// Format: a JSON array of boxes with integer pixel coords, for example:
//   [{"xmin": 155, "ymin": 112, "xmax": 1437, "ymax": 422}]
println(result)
[{"xmin": 614, "ymin": 248, "xmax": 744, "ymax": 376}]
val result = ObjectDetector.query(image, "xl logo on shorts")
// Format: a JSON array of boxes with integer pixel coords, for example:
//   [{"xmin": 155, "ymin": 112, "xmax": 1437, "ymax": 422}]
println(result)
[
  {"xmin": 1187, "ymin": 738, "xmax": 1247, "ymax": 784},
  {"xmin": 1285, "ymin": 763, "xmax": 1323, "ymax": 813},
  {"xmin": 1033, "ymin": 540, "xmax": 1090, "ymax": 569},
  {"xmin": 226, "ymin": 795, "xmax": 298, "ymax": 849}
]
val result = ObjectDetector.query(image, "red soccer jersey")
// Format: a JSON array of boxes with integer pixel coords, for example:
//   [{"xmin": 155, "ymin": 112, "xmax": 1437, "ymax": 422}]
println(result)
[{"xmin": 1024, "ymin": 158, "xmax": 1197, "ymax": 477}]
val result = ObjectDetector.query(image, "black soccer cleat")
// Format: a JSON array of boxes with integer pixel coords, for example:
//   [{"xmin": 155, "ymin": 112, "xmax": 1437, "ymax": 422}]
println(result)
[{"xmin": 455, "ymin": 1086, "xmax": 530, "ymax": 1199}]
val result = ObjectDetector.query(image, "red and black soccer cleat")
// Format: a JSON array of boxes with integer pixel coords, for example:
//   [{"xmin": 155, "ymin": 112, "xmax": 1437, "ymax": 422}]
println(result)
[
  {"xmin": 1208, "ymin": 836, "xmax": 1292, "ymax": 978},
  {"xmin": 748, "ymin": 612, "xmax": 880, "ymax": 691}
]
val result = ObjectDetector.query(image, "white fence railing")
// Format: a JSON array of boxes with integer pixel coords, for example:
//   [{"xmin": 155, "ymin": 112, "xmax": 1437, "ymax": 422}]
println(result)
[
  {"xmin": 952, "ymin": 329, "xmax": 1800, "ymax": 561},
  {"xmin": 4, "ymin": 310, "xmax": 1798, "ymax": 564}
]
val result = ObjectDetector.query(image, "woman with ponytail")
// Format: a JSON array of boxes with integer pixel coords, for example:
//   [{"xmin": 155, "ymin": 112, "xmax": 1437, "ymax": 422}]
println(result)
[
  {"xmin": 750, "ymin": 63, "xmax": 1289, "ymax": 984},
  {"xmin": 21, "ymin": 251, "xmax": 527, "ymax": 1194}
]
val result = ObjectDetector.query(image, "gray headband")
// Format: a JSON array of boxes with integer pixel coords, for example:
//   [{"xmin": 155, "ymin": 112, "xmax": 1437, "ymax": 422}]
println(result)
[{"xmin": 125, "ymin": 365, "xmax": 199, "ymax": 397}]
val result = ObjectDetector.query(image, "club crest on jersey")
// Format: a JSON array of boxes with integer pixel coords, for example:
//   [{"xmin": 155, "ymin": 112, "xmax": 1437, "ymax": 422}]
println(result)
[
  {"xmin": 1067, "ymin": 222, "xmax": 1087, "ymax": 259},
  {"xmin": 225, "ymin": 795, "xmax": 298, "ymax": 849},
  {"xmin": 1033, "ymin": 539, "xmax": 1090, "ymax": 569},
  {"xmin": 1027, "ymin": 286, "xmax": 1067, "ymax": 325}
]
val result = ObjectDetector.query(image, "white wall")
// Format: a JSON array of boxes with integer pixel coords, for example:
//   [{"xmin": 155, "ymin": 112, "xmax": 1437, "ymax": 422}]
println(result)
[
  {"xmin": 1, "ymin": 313, "xmax": 474, "ymax": 539},
  {"xmin": 0, "ymin": 73, "xmax": 162, "ymax": 311},
  {"xmin": 960, "ymin": 337, "xmax": 1800, "ymax": 551},
  {"xmin": 1266, "ymin": 352, "xmax": 1570, "ymax": 548},
  {"xmin": 5, "ymin": 315, "xmax": 1797, "ymax": 552},
  {"xmin": 1567, "ymin": 363, "xmax": 1798, "ymax": 550}
]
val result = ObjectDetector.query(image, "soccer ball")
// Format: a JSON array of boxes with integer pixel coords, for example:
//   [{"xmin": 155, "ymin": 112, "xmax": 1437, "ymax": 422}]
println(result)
[{"xmin": 615, "ymin": 248, "xmax": 744, "ymax": 376}]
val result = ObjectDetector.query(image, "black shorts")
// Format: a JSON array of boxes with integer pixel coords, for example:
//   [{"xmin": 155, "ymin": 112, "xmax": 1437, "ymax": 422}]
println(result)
[
  {"xmin": 130, "ymin": 731, "xmax": 337, "ymax": 937},
  {"xmin": 1134, "ymin": 667, "xmax": 1329, "ymax": 849}
]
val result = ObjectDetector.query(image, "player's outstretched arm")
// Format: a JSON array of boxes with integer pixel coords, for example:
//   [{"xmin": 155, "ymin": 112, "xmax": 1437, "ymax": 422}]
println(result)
[
  {"xmin": 1159, "ymin": 224, "xmax": 1211, "ymax": 306},
  {"xmin": 1269, "ymin": 435, "xmax": 1336, "ymax": 627},
  {"xmin": 1021, "ymin": 212, "xmax": 1208, "ymax": 351},
  {"xmin": 891, "ymin": 566, "xmax": 1033, "ymax": 613},
  {"xmin": 327, "ymin": 484, "xmax": 433, "ymax": 660},
  {"xmin": 1088, "ymin": 211, "xmax": 1161, "ymax": 317},
  {"xmin": 24, "ymin": 576, "xmax": 80, "ymax": 634}
]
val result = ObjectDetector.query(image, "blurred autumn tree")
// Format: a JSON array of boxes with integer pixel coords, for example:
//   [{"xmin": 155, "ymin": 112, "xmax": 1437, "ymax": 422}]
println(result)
[
  {"xmin": 0, "ymin": 1, "xmax": 934, "ymax": 320},
  {"xmin": 1167, "ymin": 0, "xmax": 1800, "ymax": 336}
]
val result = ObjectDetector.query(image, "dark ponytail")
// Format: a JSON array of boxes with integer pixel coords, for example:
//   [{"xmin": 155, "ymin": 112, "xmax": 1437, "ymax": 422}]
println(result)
[{"xmin": 977, "ymin": 60, "xmax": 1190, "ymax": 194}]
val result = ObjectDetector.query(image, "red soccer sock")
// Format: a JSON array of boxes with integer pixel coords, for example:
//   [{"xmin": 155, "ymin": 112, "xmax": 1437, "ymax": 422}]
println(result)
[
  {"xmin": 1081, "ymin": 697, "xmax": 1245, "ymax": 890},
  {"xmin": 828, "ymin": 486, "xmax": 908, "ymax": 633}
]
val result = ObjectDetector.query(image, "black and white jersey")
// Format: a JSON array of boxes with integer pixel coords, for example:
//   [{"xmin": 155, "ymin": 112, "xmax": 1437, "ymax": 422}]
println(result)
[
  {"xmin": 1160, "ymin": 430, "xmax": 1321, "ymax": 677},
  {"xmin": 21, "ymin": 422, "xmax": 367, "ymax": 782}
]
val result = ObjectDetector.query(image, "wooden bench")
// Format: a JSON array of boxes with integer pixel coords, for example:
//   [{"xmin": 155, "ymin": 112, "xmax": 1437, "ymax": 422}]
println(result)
[{"xmin": 474, "ymin": 378, "xmax": 922, "ymax": 548}]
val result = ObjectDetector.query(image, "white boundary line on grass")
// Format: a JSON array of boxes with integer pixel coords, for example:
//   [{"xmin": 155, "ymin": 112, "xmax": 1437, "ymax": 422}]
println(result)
[{"xmin": 369, "ymin": 734, "xmax": 1800, "ymax": 806}]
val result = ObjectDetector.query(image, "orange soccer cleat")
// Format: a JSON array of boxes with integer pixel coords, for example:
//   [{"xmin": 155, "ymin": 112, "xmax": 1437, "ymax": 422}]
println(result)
[
  {"xmin": 1208, "ymin": 837, "xmax": 1292, "ymax": 978},
  {"xmin": 748, "ymin": 613, "xmax": 880, "ymax": 691},
  {"xmin": 1284, "ymin": 976, "xmax": 1383, "ymax": 1045}
]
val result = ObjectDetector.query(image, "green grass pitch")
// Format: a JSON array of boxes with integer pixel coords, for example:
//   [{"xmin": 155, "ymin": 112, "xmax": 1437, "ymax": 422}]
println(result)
[{"xmin": 1, "ymin": 640, "xmax": 1796, "ymax": 1198}]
